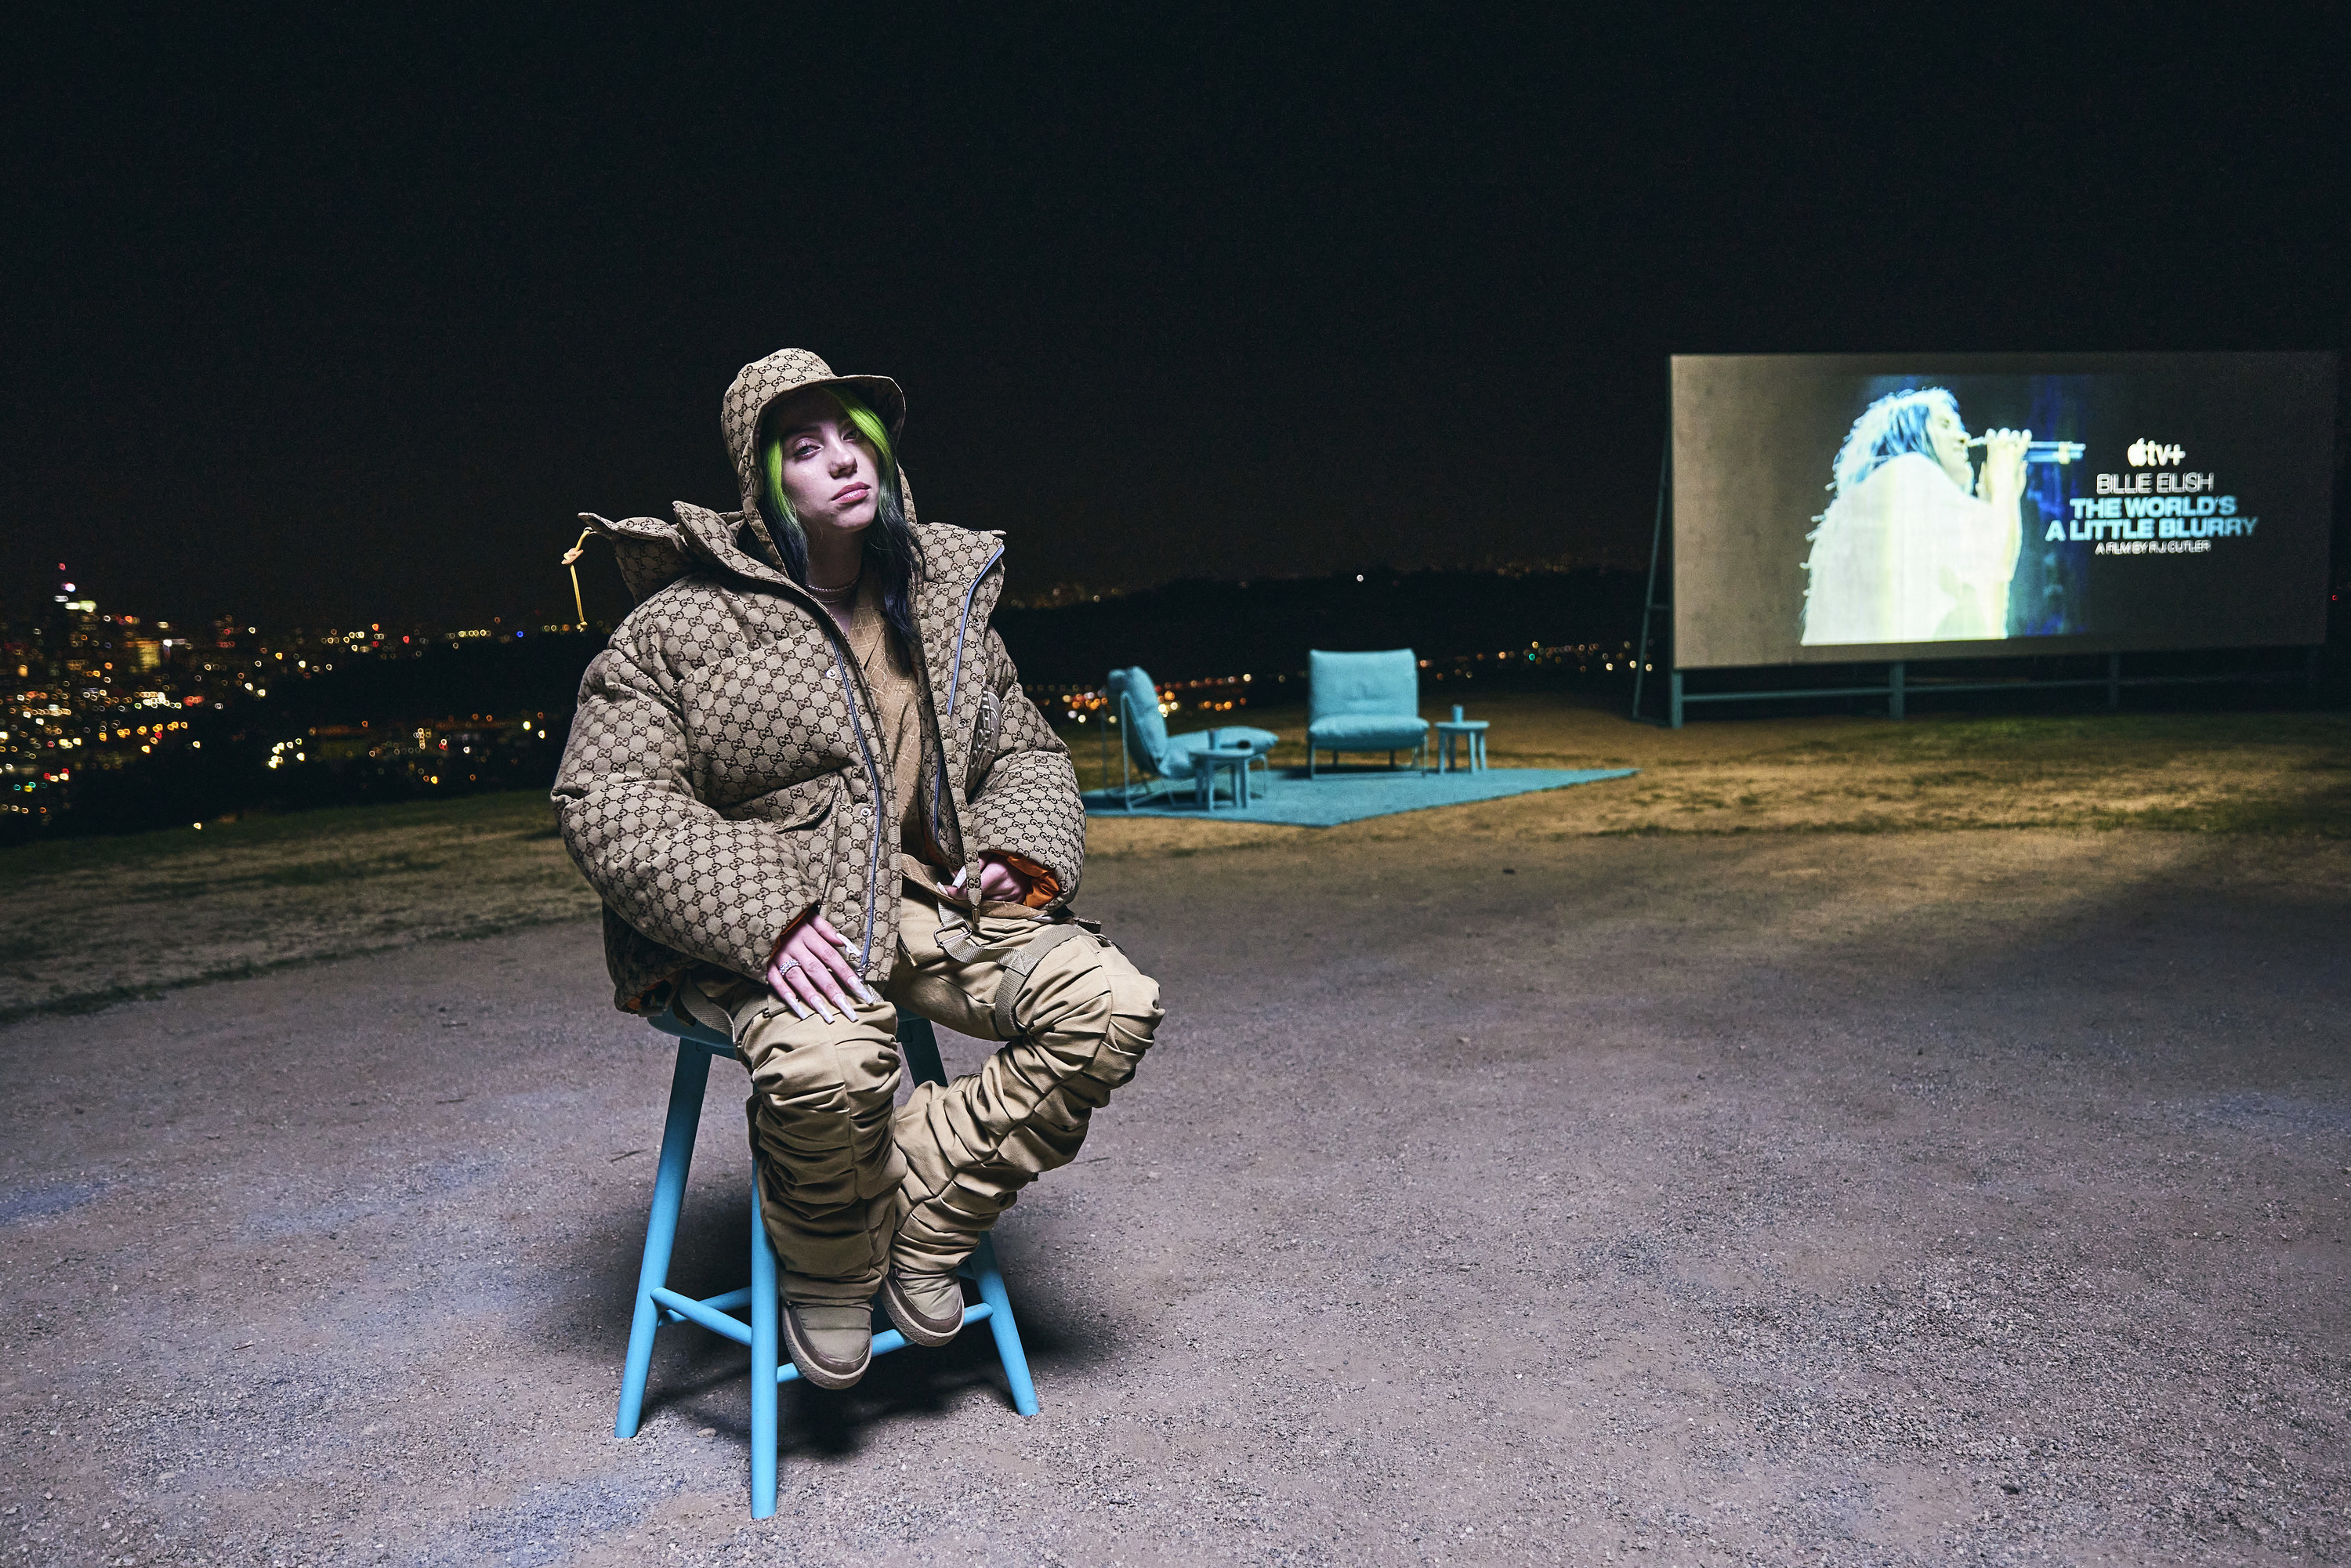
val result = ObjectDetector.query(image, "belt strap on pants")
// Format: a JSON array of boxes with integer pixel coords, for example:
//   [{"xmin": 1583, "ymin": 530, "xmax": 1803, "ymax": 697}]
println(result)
[{"xmin": 988, "ymin": 922, "xmax": 1097, "ymax": 1037}]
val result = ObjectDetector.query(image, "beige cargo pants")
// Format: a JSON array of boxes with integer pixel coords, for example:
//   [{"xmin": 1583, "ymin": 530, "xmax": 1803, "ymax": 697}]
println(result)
[{"xmin": 686, "ymin": 882, "xmax": 1161, "ymax": 1306}]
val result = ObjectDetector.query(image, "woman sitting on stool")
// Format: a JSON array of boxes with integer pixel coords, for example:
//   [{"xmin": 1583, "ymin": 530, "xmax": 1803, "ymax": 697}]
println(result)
[{"xmin": 555, "ymin": 349, "xmax": 1162, "ymax": 1389}]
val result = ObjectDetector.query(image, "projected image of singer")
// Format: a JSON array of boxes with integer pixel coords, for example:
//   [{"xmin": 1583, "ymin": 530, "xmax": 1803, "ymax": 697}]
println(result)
[{"xmin": 1799, "ymin": 388, "xmax": 2031, "ymax": 645}]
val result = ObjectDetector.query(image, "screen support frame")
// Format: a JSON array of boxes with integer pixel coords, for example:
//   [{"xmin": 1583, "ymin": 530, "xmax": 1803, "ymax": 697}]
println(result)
[
  {"xmin": 1665, "ymin": 649, "xmax": 2318, "ymax": 727},
  {"xmin": 1629, "ymin": 441, "xmax": 1672, "ymax": 725}
]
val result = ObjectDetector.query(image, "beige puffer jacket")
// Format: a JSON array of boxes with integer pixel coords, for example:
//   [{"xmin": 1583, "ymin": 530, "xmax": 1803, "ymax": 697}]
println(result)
[{"xmin": 553, "ymin": 350, "xmax": 1084, "ymax": 1012}]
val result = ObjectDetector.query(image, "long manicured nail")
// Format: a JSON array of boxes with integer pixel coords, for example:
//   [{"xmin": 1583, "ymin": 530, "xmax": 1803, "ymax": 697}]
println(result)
[{"xmin": 851, "ymin": 980, "xmax": 879, "ymax": 1004}]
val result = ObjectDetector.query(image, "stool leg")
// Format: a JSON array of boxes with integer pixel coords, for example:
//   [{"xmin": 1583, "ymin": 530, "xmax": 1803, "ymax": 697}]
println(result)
[
  {"xmin": 968, "ymin": 1234, "xmax": 1039, "ymax": 1417},
  {"xmin": 617, "ymin": 1043, "xmax": 711, "ymax": 1440},
  {"xmin": 749, "ymin": 1180, "xmax": 780, "ymax": 1519},
  {"xmin": 897, "ymin": 1014, "xmax": 947, "ymax": 1087}
]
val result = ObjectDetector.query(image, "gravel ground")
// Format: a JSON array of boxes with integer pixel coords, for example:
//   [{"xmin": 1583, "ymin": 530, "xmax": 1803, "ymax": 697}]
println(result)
[{"xmin": 2, "ymin": 824, "xmax": 2347, "ymax": 1566}]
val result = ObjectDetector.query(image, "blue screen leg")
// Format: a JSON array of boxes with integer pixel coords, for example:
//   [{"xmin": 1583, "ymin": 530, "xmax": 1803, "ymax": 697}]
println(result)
[{"xmin": 617, "ymin": 1043, "xmax": 710, "ymax": 1439}]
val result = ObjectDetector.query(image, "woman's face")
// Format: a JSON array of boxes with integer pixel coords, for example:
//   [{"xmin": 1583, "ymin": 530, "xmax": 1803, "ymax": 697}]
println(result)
[
  {"xmin": 768, "ymin": 390, "xmax": 882, "ymax": 538},
  {"xmin": 1925, "ymin": 403, "xmax": 1974, "ymax": 490}
]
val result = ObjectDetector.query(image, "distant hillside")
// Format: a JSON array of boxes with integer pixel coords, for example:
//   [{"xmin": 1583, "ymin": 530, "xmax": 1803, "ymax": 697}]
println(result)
[
  {"xmin": 993, "ymin": 568, "xmax": 1646, "ymax": 687},
  {"xmin": 10, "ymin": 572, "xmax": 1652, "ymax": 840}
]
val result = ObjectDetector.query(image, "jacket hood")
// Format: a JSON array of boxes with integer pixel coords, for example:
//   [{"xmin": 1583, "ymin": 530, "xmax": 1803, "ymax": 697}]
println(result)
[
  {"xmin": 719, "ymin": 347, "xmax": 905, "ymax": 521},
  {"xmin": 574, "ymin": 349, "xmax": 916, "ymax": 607}
]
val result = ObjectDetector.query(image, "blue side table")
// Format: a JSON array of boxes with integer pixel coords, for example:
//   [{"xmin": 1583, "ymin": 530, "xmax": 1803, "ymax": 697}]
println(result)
[
  {"xmin": 1202, "ymin": 730, "xmax": 1273, "ymax": 798},
  {"xmin": 1433, "ymin": 720, "xmax": 1488, "ymax": 773},
  {"xmin": 1190, "ymin": 745, "xmax": 1255, "ymax": 811}
]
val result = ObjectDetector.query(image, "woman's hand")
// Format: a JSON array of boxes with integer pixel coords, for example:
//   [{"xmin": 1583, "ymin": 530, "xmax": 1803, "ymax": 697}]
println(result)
[
  {"xmin": 973, "ymin": 853, "xmax": 1034, "ymax": 904},
  {"xmin": 1977, "ymin": 426, "xmax": 2031, "ymax": 509},
  {"xmin": 1976, "ymin": 427, "xmax": 2032, "ymax": 583},
  {"xmin": 766, "ymin": 913, "xmax": 877, "ymax": 1023}
]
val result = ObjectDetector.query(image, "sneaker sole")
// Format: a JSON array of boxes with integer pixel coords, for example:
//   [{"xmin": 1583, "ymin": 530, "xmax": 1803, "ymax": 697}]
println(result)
[
  {"xmin": 781, "ymin": 1307, "xmax": 871, "ymax": 1390},
  {"xmin": 882, "ymin": 1273, "xmax": 965, "ymax": 1349}
]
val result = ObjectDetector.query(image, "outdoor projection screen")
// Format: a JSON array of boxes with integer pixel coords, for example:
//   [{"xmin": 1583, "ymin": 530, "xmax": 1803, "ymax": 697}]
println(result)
[{"xmin": 1670, "ymin": 353, "xmax": 2338, "ymax": 670}]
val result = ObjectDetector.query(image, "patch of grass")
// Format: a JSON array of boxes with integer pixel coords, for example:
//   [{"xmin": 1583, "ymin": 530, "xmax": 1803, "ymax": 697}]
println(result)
[
  {"xmin": 135, "ymin": 852, "xmax": 452, "ymax": 900},
  {"xmin": 8, "ymin": 696, "xmax": 2344, "ymax": 1019},
  {"xmin": 1773, "ymin": 711, "xmax": 2351, "ymax": 767},
  {"xmin": 0, "ymin": 905, "xmax": 588, "ymax": 1025},
  {"xmin": 2094, "ymin": 788, "xmax": 2351, "ymax": 838},
  {"xmin": 0, "ymin": 788, "xmax": 591, "ymax": 1020},
  {"xmin": 0, "ymin": 790, "xmax": 556, "ymax": 885}
]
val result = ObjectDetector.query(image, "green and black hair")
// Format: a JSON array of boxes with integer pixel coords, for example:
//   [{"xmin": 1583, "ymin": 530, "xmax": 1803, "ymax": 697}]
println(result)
[{"xmin": 755, "ymin": 389, "xmax": 923, "ymax": 645}]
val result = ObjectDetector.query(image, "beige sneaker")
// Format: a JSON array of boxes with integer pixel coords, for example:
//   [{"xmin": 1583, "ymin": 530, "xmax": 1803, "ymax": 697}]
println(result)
[
  {"xmin": 882, "ymin": 1268, "xmax": 966, "ymax": 1348},
  {"xmin": 782, "ymin": 1302, "xmax": 873, "ymax": 1389}
]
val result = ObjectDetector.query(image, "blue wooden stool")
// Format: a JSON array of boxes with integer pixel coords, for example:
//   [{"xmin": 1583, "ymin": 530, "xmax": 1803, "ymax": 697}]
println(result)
[{"xmin": 614, "ymin": 1001, "xmax": 1039, "ymax": 1518}]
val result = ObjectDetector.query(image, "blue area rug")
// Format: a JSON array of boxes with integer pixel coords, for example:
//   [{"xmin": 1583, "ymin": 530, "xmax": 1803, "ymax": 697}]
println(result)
[{"xmin": 1082, "ymin": 766, "xmax": 1638, "ymax": 828}]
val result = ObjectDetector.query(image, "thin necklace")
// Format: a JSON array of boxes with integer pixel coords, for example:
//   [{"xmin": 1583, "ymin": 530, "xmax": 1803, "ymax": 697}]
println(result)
[{"xmin": 807, "ymin": 568, "xmax": 860, "ymax": 603}]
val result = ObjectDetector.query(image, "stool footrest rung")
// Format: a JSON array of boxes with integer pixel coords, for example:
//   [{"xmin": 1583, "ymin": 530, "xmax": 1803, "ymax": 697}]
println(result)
[
  {"xmin": 650, "ymin": 1285, "xmax": 754, "ymax": 1346},
  {"xmin": 654, "ymin": 1282, "xmax": 754, "ymax": 1327},
  {"xmin": 775, "ymin": 1304, "xmax": 995, "ymax": 1385},
  {"xmin": 647, "ymin": 1289, "xmax": 1000, "ymax": 1377}
]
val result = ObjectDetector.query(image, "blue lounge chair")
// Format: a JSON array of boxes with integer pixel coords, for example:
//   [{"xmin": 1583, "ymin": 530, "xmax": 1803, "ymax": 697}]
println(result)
[
  {"xmin": 1104, "ymin": 666, "xmax": 1279, "ymax": 809},
  {"xmin": 1306, "ymin": 649, "xmax": 1429, "ymax": 777}
]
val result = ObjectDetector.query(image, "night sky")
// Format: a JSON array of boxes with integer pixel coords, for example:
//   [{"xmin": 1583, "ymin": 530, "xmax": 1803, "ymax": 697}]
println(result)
[{"xmin": 6, "ymin": 11, "xmax": 2345, "ymax": 633}]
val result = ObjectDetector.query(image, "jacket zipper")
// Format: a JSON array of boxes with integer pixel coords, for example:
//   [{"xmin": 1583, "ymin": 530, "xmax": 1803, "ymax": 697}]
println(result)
[
  {"xmin": 944, "ymin": 545, "xmax": 1005, "ymax": 720},
  {"xmin": 827, "ymin": 643, "xmax": 889, "ymax": 973},
  {"xmin": 931, "ymin": 546, "xmax": 1005, "ymax": 847},
  {"xmin": 755, "ymin": 543, "xmax": 999, "ymax": 974},
  {"xmin": 706, "ymin": 516, "xmax": 911, "ymax": 976}
]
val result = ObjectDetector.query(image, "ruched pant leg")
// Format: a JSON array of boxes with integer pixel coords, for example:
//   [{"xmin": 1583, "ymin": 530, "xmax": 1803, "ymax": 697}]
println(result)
[
  {"xmin": 882, "ymin": 889, "xmax": 1163, "ymax": 1276},
  {"xmin": 697, "ymin": 977, "xmax": 910, "ymax": 1307}
]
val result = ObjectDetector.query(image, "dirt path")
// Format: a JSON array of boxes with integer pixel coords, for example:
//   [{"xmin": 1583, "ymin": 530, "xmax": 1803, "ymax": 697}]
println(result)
[{"xmin": 4, "ymin": 824, "xmax": 2346, "ymax": 1564}]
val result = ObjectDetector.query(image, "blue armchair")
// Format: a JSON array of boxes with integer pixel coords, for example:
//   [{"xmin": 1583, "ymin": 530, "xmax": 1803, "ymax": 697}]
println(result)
[
  {"xmin": 1306, "ymin": 649, "xmax": 1429, "ymax": 777},
  {"xmin": 1104, "ymin": 666, "xmax": 1279, "ymax": 809}
]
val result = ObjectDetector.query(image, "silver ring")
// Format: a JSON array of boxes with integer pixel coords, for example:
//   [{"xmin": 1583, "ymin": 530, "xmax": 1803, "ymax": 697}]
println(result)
[{"xmin": 777, "ymin": 959, "xmax": 802, "ymax": 976}]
